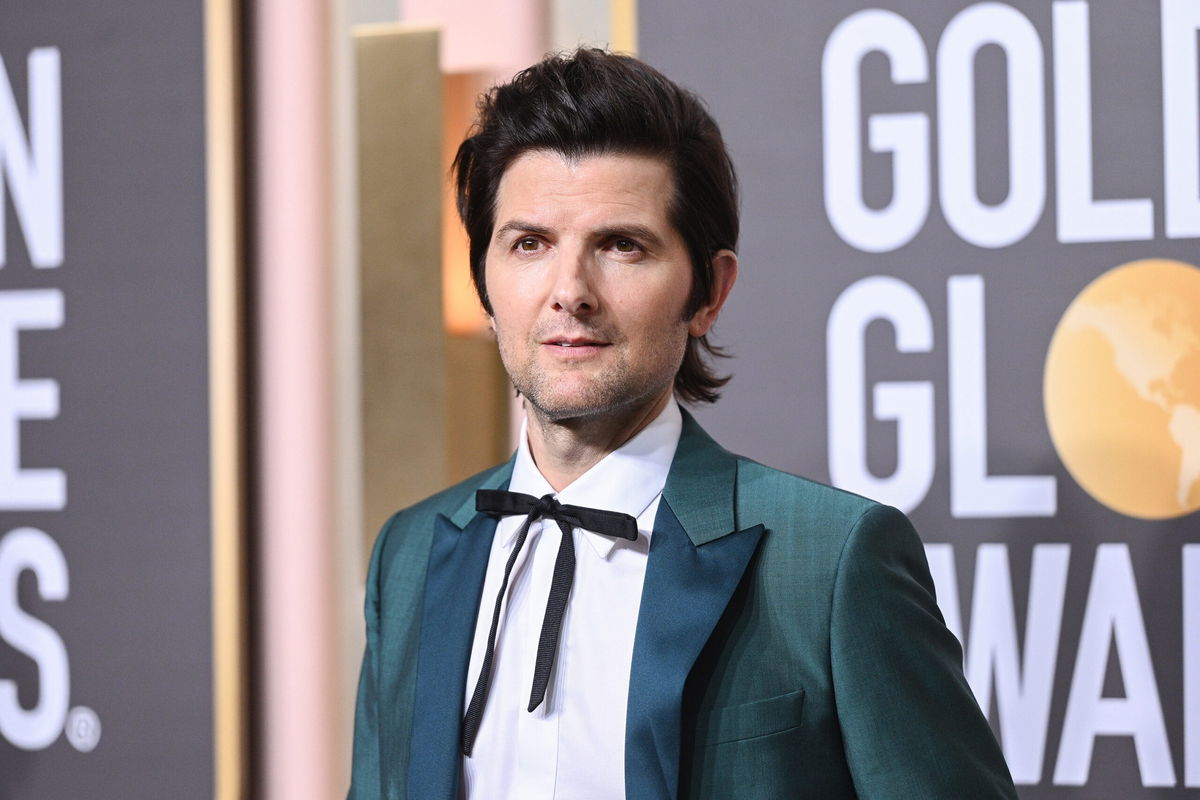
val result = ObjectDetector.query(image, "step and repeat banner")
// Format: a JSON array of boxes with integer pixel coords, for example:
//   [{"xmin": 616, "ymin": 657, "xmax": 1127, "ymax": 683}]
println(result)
[
  {"xmin": 0, "ymin": 2, "xmax": 229, "ymax": 797},
  {"xmin": 644, "ymin": 0, "xmax": 1198, "ymax": 797}
]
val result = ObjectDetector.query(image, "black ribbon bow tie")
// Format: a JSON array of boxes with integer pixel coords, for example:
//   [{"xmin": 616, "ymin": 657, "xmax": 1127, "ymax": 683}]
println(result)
[{"xmin": 461, "ymin": 490, "xmax": 639, "ymax": 756}]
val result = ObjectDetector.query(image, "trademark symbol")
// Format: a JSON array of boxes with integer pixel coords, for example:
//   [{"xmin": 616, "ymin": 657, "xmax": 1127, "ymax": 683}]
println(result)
[{"xmin": 65, "ymin": 706, "xmax": 100, "ymax": 752}]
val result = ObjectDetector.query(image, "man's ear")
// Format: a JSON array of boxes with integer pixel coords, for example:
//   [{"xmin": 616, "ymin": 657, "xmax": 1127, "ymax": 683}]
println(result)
[{"xmin": 687, "ymin": 249, "xmax": 738, "ymax": 337}]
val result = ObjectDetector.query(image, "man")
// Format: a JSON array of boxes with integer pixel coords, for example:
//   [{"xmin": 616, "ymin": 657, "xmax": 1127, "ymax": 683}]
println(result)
[{"xmin": 350, "ymin": 48, "xmax": 1017, "ymax": 800}]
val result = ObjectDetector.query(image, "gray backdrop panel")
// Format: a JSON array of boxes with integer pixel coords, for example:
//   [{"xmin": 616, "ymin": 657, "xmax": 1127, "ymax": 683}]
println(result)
[{"xmin": 1, "ymin": 2, "xmax": 212, "ymax": 798}]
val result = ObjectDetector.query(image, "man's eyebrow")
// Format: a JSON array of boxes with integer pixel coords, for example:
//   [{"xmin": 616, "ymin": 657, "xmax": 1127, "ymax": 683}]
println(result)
[
  {"xmin": 493, "ymin": 220, "xmax": 552, "ymax": 240},
  {"xmin": 593, "ymin": 225, "xmax": 666, "ymax": 250}
]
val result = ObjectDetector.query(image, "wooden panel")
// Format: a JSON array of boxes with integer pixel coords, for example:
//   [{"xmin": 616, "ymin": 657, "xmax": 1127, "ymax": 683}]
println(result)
[
  {"xmin": 355, "ymin": 26, "xmax": 445, "ymax": 555},
  {"xmin": 445, "ymin": 333, "xmax": 513, "ymax": 484}
]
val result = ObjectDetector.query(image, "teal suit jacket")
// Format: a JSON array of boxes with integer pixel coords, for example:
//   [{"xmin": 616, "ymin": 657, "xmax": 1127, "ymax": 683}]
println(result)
[{"xmin": 349, "ymin": 413, "xmax": 1017, "ymax": 799}]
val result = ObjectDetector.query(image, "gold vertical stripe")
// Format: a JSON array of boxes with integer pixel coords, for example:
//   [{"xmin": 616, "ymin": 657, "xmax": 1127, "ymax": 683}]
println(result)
[
  {"xmin": 611, "ymin": 0, "xmax": 638, "ymax": 54},
  {"xmin": 205, "ymin": 0, "xmax": 248, "ymax": 797}
]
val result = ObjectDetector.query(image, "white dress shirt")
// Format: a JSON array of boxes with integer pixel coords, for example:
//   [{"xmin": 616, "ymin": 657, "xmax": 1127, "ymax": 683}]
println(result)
[{"xmin": 460, "ymin": 401, "xmax": 683, "ymax": 800}]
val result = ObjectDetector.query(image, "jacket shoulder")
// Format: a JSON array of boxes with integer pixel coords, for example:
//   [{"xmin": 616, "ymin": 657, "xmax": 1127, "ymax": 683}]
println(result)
[
  {"xmin": 727, "ymin": 454, "xmax": 927, "ymax": 576},
  {"xmin": 733, "ymin": 455, "xmax": 886, "ymax": 530}
]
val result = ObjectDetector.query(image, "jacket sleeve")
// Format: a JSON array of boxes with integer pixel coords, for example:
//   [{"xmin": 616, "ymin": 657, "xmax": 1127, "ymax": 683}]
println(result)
[
  {"xmin": 830, "ymin": 504, "xmax": 1018, "ymax": 799},
  {"xmin": 348, "ymin": 517, "xmax": 388, "ymax": 799}
]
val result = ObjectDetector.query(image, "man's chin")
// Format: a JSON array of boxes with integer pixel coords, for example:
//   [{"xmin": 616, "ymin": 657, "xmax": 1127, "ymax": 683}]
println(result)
[
  {"xmin": 521, "ymin": 386, "xmax": 632, "ymax": 423},
  {"xmin": 525, "ymin": 396, "xmax": 617, "ymax": 423},
  {"xmin": 520, "ymin": 382, "xmax": 671, "ymax": 427}
]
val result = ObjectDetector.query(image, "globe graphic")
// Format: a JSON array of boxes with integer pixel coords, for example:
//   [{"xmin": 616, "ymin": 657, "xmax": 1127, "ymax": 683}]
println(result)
[{"xmin": 1043, "ymin": 259, "xmax": 1200, "ymax": 519}]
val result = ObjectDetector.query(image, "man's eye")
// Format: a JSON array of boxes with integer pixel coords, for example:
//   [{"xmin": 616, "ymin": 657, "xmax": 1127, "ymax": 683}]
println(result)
[
  {"xmin": 613, "ymin": 239, "xmax": 639, "ymax": 253},
  {"xmin": 516, "ymin": 237, "xmax": 540, "ymax": 252}
]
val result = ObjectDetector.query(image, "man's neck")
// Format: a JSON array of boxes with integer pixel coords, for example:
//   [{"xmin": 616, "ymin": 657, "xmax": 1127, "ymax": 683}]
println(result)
[{"xmin": 525, "ymin": 391, "xmax": 673, "ymax": 491}]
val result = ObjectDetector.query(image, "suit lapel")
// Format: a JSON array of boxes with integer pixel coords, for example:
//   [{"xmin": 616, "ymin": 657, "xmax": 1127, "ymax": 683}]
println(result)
[
  {"xmin": 625, "ymin": 413, "xmax": 766, "ymax": 800},
  {"xmin": 407, "ymin": 466, "xmax": 512, "ymax": 800}
]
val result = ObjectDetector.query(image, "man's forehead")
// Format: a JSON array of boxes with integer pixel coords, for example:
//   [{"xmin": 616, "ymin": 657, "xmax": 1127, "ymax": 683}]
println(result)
[{"xmin": 492, "ymin": 150, "xmax": 675, "ymax": 225}]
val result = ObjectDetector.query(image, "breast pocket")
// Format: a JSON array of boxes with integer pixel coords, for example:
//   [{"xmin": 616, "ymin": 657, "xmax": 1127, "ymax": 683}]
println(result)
[
  {"xmin": 686, "ymin": 690, "xmax": 808, "ymax": 800},
  {"xmin": 697, "ymin": 688, "xmax": 805, "ymax": 746}
]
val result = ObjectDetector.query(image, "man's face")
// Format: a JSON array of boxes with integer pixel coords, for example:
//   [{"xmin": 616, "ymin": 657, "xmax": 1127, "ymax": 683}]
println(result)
[{"xmin": 484, "ymin": 150, "xmax": 714, "ymax": 423}]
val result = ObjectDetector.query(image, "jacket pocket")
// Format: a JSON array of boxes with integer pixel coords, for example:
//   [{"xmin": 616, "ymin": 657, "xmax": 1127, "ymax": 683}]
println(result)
[{"xmin": 696, "ymin": 688, "xmax": 805, "ymax": 746}]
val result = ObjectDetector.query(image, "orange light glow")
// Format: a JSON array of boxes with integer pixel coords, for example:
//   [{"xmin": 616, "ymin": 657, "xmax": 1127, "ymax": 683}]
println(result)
[{"xmin": 442, "ymin": 72, "xmax": 493, "ymax": 336}]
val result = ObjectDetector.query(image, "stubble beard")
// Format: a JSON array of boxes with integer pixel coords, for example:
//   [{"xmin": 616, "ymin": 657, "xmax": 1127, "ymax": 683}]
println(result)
[{"xmin": 498, "ymin": 329, "xmax": 688, "ymax": 426}]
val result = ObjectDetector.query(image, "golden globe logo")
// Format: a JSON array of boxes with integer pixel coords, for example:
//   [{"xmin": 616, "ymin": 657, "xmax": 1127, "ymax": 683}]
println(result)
[
  {"xmin": 820, "ymin": 0, "xmax": 1200, "ymax": 522},
  {"xmin": 1045, "ymin": 259, "xmax": 1200, "ymax": 519}
]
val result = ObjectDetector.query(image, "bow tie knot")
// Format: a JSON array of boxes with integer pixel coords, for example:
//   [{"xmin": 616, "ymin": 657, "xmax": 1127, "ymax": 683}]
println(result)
[{"xmin": 475, "ymin": 489, "xmax": 639, "ymax": 542}]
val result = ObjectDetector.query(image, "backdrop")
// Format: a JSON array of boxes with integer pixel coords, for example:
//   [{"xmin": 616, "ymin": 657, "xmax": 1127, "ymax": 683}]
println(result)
[
  {"xmin": 643, "ymin": 0, "xmax": 1199, "ymax": 796},
  {"xmin": 0, "ymin": 3, "xmax": 214, "ymax": 797}
]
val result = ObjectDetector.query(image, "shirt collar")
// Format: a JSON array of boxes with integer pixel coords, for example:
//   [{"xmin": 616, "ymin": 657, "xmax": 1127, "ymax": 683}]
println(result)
[{"xmin": 505, "ymin": 401, "xmax": 683, "ymax": 558}]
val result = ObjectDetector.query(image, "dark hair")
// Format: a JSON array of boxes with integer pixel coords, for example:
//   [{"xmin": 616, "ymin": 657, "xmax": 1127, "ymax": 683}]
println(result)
[{"xmin": 452, "ymin": 48, "xmax": 739, "ymax": 404}]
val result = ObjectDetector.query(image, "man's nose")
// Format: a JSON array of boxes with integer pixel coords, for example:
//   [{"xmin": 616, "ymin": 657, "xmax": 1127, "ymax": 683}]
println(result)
[{"xmin": 549, "ymin": 247, "xmax": 598, "ymax": 315}]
